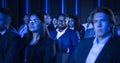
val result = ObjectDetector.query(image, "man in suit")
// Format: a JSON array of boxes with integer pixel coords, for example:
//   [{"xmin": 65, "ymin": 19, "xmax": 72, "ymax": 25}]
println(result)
[
  {"xmin": 50, "ymin": 14, "xmax": 80, "ymax": 63},
  {"xmin": 0, "ymin": 8, "xmax": 21, "ymax": 63},
  {"xmin": 67, "ymin": 7, "xmax": 120, "ymax": 63}
]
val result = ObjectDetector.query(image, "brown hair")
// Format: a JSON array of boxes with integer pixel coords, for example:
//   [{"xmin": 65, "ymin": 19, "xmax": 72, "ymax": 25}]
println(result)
[{"xmin": 89, "ymin": 7, "xmax": 116, "ymax": 25}]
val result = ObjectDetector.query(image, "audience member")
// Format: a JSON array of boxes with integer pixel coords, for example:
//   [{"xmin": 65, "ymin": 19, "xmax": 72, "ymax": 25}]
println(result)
[
  {"xmin": 67, "ymin": 7, "xmax": 120, "ymax": 63},
  {"xmin": 50, "ymin": 14, "xmax": 80, "ymax": 63},
  {"xmin": 0, "ymin": 8, "xmax": 21, "ymax": 63},
  {"xmin": 18, "ymin": 14, "xmax": 29, "ymax": 38},
  {"xmin": 18, "ymin": 12, "xmax": 56, "ymax": 63},
  {"xmin": 68, "ymin": 15, "xmax": 85, "ymax": 40}
]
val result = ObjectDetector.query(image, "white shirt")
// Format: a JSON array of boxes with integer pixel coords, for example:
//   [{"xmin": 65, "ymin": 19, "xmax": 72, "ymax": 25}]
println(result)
[
  {"xmin": 56, "ymin": 28, "xmax": 70, "ymax": 53},
  {"xmin": 85, "ymin": 34, "xmax": 111, "ymax": 63},
  {"xmin": 0, "ymin": 29, "xmax": 7, "ymax": 35},
  {"xmin": 56, "ymin": 28, "xmax": 67, "ymax": 39}
]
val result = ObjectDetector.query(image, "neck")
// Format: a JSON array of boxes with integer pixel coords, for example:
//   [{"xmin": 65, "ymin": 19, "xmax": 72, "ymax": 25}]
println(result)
[
  {"xmin": 58, "ymin": 27, "xmax": 67, "ymax": 32},
  {"xmin": 30, "ymin": 32, "xmax": 40, "ymax": 45},
  {"xmin": 69, "ymin": 26, "xmax": 74, "ymax": 30},
  {"xmin": 32, "ymin": 32, "xmax": 40, "ymax": 41},
  {"xmin": 97, "ymin": 32, "xmax": 111, "ymax": 42}
]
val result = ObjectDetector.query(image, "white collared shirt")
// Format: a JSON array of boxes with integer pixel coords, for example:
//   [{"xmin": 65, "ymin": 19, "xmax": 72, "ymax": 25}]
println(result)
[
  {"xmin": 56, "ymin": 28, "xmax": 67, "ymax": 39},
  {"xmin": 0, "ymin": 29, "xmax": 7, "ymax": 35},
  {"xmin": 85, "ymin": 34, "xmax": 111, "ymax": 63}
]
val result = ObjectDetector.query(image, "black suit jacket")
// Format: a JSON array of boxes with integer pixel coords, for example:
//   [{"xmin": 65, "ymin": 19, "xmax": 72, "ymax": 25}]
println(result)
[
  {"xmin": 18, "ymin": 36, "xmax": 56, "ymax": 63},
  {"xmin": 67, "ymin": 37, "xmax": 120, "ymax": 63},
  {"xmin": 0, "ymin": 29, "xmax": 21, "ymax": 63}
]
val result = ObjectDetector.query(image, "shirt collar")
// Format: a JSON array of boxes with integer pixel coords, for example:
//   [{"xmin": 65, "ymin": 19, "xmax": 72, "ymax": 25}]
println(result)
[
  {"xmin": 93, "ymin": 34, "xmax": 112, "ymax": 45},
  {"xmin": 56, "ymin": 27, "xmax": 68, "ymax": 33},
  {"xmin": 0, "ymin": 29, "xmax": 7, "ymax": 35}
]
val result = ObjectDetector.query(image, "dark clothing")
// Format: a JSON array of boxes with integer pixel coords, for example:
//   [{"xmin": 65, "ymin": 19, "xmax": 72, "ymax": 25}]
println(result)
[
  {"xmin": 0, "ymin": 33, "xmax": 2, "ymax": 38},
  {"xmin": 47, "ymin": 24, "xmax": 56, "ymax": 31},
  {"xmin": 75, "ymin": 24, "xmax": 85, "ymax": 40},
  {"xmin": 0, "ymin": 28, "xmax": 21, "ymax": 63},
  {"xmin": 19, "ymin": 36, "xmax": 56, "ymax": 63},
  {"xmin": 50, "ymin": 28, "xmax": 79, "ymax": 53},
  {"xmin": 67, "ymin": 37, "xmax": 120, "ymax": 63},
  {"xmin": 50, "ymin": 28, "xmax": 79, "ymax": 63}
]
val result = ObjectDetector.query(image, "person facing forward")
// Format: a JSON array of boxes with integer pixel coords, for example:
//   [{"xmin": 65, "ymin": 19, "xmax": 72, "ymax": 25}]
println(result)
[
  {"xmin": 50, "ymin": 14, "xmax": 80, "ymax": 63},
  {"xmin": 19, "ymin": 12, "xmax": 56, "ymax": 63},
  {"xmin": 67, "ymin": 7, "xmax": 120, "ymax": 63}
]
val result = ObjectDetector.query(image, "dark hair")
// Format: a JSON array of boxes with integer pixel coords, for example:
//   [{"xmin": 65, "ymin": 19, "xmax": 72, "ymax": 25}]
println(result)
[
  {"xmin": 30, "ymin": 11, "xmax": 44, "ymax": 22},
  {"xmin": 69, "ymin": 14, "xmax": 80, "ymax": 27},
  {"xmin": 89, "ymin": 7, "xmax": 116, "ymax": 25},
  {"xmin": 26, "ymin": 11, "xmax": 50, "ymax": 39},
  {"xmin": 58, "ymin": 14, "xmax": 67, "ymax": 19}
]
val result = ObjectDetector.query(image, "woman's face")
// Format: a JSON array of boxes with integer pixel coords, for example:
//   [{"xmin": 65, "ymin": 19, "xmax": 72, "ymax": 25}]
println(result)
[
  {"xmin": 68, "ymin": 18, "xmax": 75, "ymax": 27},
  {"xmin": 28, "ymin": 14, "xmax": 43, "ymax": 32}
]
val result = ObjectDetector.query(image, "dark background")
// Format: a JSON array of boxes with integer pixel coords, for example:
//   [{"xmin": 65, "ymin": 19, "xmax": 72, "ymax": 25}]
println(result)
[{"xmin": 0, "ymin": 0, "xmax": 120, "ymax": 30}]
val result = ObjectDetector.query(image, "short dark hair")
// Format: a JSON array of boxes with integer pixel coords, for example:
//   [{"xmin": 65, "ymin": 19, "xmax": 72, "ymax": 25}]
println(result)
[
  {"xmin": 58, "ymin": 14, "xmax": 67, "ymax": 20},
  {"xmin": 89, "ymin": 7, "xmax": 116, "ymax": 25}
]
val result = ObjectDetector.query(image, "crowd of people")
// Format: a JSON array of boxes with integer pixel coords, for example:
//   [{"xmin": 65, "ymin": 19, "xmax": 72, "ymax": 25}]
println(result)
[{"xmin": 0, "ymin": 7, "xmax": 120, "ymax": 63}]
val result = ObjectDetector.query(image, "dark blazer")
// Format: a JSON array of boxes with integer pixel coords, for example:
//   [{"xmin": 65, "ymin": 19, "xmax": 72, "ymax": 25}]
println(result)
[
  {"xmin": 67, "ymin": 37, "xmax": 120, "ymax": 63},
  {"xmin": 50, "ymin": 28, "xmax": 79, "ymax": 53},
  {"xmin": 19, "ymin": 36, "xmax": 56, "ymax": 63},
  {"xmin": 0, "ymin": 28, "xmax": 21, "ymax": 63}
]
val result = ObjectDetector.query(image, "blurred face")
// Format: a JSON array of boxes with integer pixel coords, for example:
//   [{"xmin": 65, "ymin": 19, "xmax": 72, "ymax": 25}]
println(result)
[
  {"xmin": 68, "ymin": 18, "xmax": 75, "ymax": 27},
  {"xmin": 44, "ymin": 15, "xmax": 51, "ymax": 25},
  {"xmin": 28, "ymin": 14, "xmax": 42, "ymax": 32},
  {"xmin": 93, "ymin": 12, "xmax": 111, "ymax": 37},
  {"xmin": 23, "ymin": 15, "xmax": 29, "ymax": 24},
  {"xmin": 58, "ymin": 15, "xmax": 67, "ymax": 30},
  {"xmin": 0, "ymin": 13, "xmax": 7, "ymax": 31},
  {"xmin": 52, "ymin": 18, "xmax": 58, "ymax": 25}
]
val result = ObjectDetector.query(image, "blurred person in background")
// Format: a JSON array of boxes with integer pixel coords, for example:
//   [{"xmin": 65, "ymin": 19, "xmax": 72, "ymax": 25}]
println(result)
[
  {"xmin": 18, "ymin": 14, "xmax": 29, "ymax": 38},
  {"xmin": 0, "ymin": 8, "xmax": 21, "ymax": 63}
]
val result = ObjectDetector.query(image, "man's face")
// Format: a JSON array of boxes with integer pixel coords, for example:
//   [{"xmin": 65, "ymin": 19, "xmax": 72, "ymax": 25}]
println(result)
[
  {"xmin": 0, "ymin": 13, "xmax": 7, "ymax": 31},
  {"xmin": 58, "ymin": 15, "xmax": 67, "ymax": 30},
  {"xmin": 93, "ymin": 12, "xmax": 110, "ymax": 37}
]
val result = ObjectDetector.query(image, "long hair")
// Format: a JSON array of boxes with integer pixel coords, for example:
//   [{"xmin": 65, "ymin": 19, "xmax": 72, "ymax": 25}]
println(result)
[{"xmin": 24, "ymin": 11, "xmax": 50, "ymax": 40}]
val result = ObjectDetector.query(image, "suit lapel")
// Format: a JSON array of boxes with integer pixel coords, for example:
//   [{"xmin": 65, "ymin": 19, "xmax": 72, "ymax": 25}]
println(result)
[
  {"xmin": 77, "ymin": 38, "xmax": 94, "ymax": 63},
  {"xmin": 95, "ymin": 38, "xmax": 112, "ymax": 63}
]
